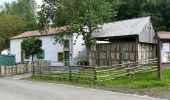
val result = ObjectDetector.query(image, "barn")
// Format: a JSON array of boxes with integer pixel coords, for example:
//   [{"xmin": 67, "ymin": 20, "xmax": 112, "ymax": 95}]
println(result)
[{"xmin": 91, "ymin": 17, "xmax": 157, "ymax": 66}]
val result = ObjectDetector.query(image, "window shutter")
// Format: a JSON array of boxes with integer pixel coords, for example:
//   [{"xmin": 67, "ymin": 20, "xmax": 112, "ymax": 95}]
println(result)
[
  {"xmin": 21, "ymin": 50, "xmax": 25, "ymax": 64},
  {"xmin": 23, "ymin": 51, "xmax": 25, "ymax": 59},
  {"xmin": 41, "ymin": 50, "xmax": 45, "ymax": 59}
]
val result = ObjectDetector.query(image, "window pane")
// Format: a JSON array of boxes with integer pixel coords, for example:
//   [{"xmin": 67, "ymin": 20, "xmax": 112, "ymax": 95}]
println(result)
[{"xmin": 58, "ymin": 52, "xmax": 63, "ymax": 62}]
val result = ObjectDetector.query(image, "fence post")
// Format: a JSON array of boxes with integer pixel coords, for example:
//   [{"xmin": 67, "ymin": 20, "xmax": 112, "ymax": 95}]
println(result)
[
  {"xmin": 48, "ymin": 66, "xmax": 51, "ymax": 75},
  {"xmin": 15, "ymin": 64, "xmax": 18, "ymax": 74},
  {"xmin": 11, "ymin": 66, "xmax": 13, "ymax": 76},
  {"xmin": 69, "ymin": 65, "xmax": 72, "ymax": 81},
  {"xmin": 32, "ymin": 63, "xmax": 35, "ymax": 76},
  {"xmin": 0, "ymin": 66, "xmax": 1, "ymax": 76},
  {"xmin": 127, "ymin": 62, "xmax": 131, "ymax": 78},
  {"xmin": 26, "ymin": 62, "xmax": 28, "ymax": 73},
  {"xmin": 5, "ymin": 66, "xmax": 6, "ymax": 76},
  {"xmin": 93, "ymin": 66, "xmax": 97, "ymax": 88}
]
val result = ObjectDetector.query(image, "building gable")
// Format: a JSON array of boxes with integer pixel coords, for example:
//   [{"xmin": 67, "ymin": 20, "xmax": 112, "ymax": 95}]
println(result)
[{"xmin": 92, "ymin": 17, "xmax": 156, "ymax": 44}]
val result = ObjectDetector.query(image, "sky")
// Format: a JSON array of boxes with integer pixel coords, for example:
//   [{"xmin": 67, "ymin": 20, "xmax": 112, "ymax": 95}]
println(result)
[{"xmin": 0, "ymin": 0, "xmax": 42, "ymax": 6}]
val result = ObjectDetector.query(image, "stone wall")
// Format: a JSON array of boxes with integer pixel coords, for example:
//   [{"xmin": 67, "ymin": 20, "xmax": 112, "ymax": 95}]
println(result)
[{"xmin": 0, "ymin": 64, "xmax": 32, "ymax": 76}]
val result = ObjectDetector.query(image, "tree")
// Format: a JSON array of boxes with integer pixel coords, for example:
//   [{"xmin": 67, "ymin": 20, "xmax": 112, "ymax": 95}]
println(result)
[
  {"xmin": 0, "ymin": 0, "xmax": 38, "ymax": 51},
  {"xmin": 0, "ymin": 14, "xmax": 24, "ymax": 51},
  {"xmin": 21, "ymin": 37, "xmax": 42, "ymax": 63},
  {"xmin": 115, "ymin": 0, "xmax": 170, "ymax": 31},
  {"xmin": 38, "ymin": 0, "xmax": 117, "ymax": 65},
  {"xmin": 1, "ymin": 0, "xmax": 38, "ymax": 31}
]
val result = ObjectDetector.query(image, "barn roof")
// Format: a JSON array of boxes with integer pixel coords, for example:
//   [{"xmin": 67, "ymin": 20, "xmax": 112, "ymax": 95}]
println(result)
[
  {"xmin": 93, "ymin": 17, "xmax": 156, "ymax": 43},
  {"xmin": 11, "ymin": 26, "xmax": 67, "ymax": 39}
]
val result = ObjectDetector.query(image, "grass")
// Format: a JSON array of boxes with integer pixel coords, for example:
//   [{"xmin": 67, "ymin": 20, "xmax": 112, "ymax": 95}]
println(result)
[
  {"xmin": 31, "ymin": 68, "xmax": 170, "ymax": 89},
  {"xmin": 29, "ymin": 67, "xmax": 170, "ymax": 99}
]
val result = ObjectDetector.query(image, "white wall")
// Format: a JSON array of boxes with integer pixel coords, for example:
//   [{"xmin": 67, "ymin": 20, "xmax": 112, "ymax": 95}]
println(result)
[
  {"xmin": 10, "ymin": 35, "xmax": 64, "ymax": 64},
  {"xmin": 10, "ymin": 34, "xmax": 87, "ymax": 66},
  {"xmin": 71, "ymin": 33, "xmax": 86, "ymax": 65},
  {"xmin": 41, "ymin": 36, "xmax": 64, "ymax": 61},
  {"xmin": 10, "ymin": 39, "xmax": 23, "ymax": 63}
]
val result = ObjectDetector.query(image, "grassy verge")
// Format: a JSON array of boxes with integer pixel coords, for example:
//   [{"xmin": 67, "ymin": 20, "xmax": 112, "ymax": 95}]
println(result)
[
  {"xmin": 30, "ymin": 68, "xmax": 170, "ymax": 99},
  {"xmin": 31, "ymin": 69, "xmax": 170, "ymax": 88}
]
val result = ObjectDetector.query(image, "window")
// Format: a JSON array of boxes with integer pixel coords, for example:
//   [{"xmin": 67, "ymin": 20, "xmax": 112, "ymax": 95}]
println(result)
[
  {"xmin": 64, "ymin": 40, "xmax": 69, "ymax": 49},
  {"xmin": 58, "ymin": 52, "xmax": 64, "ymax": 62},
  {"xmin": 36, "ymin": 50, "xmax": 45, "ymax": 59}
]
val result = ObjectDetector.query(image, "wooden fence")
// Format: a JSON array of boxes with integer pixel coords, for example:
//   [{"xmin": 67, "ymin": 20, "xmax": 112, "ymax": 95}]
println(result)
[
  {"xmin": 96, "ymin": 59, "xmax": 157, "ymax": 82},
  {"xmin": 32, "ymin": 59, "xmax": 157, "ymax": 85},
  {"xmin": 0, "ymin": 64, "xmax": 32, "ymax": 76}
]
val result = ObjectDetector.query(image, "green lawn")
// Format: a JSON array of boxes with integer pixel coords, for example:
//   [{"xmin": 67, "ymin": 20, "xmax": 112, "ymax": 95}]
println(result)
[
  {"xmin": 29, "ymin": 68, "xmax": 170, "ymax": 99},
  {"xmin": 98, "ymin": 69, "xmax": 169, "ymax": 88},
  {"xmin": 31, "ymin": 68, "xmax": 170, "ymax": 89}
]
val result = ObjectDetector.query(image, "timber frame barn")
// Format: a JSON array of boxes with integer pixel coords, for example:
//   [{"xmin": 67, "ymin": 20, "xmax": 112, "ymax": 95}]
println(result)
[{"xmin": 91, "ymin": 17, "xmax": 157, "ymax": 66}]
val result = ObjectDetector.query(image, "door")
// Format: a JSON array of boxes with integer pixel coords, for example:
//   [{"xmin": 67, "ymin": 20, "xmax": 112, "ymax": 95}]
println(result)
[
  {"xmin": 64, "ymin": 51, "xmax": 70, "ymax": 66},
  {"xmin": 64, "ymin": 39, "xmax": 70, "ymax": 66}
]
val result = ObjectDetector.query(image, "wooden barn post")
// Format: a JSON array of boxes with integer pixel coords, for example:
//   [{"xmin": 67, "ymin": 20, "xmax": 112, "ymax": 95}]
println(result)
[{"xmin": 157, "ymin": 38, "xmax": 162, "ymax": 80}]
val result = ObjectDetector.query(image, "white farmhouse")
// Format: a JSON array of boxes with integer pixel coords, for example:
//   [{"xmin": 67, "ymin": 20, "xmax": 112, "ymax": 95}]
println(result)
[{"xmin": 10, "ymin": 26, "xmax": 86, "ymax": 66}]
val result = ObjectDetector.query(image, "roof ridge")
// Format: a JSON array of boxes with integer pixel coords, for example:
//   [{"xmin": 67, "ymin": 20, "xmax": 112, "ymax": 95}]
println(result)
[
  {"xmin": 102, "ymin": 16, "xmax": 151, "ymax": 25},
  {"xmin": 11, "ymin": 26, "xmax": 67, "ymax": 39}
]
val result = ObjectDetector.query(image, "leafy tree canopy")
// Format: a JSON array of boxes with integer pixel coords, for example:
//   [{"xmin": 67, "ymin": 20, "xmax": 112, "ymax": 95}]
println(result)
[
  {"xmin": 0, "ymin": 14, "xmax": 24, "ymax": 51},
  {"xmin": 0, "ymin": 0, "xmax": 38, "ymax": 51},
  {"xmin": 42, "ymin": 0, "xmax": 170, "ymax": 31},
  {"xmin": 1, "ymin": 0, "xmax": 38, "ymax": 31},
  {"xmin": 21, "ymin": 37, "xmax": 42, "ymax": 56},
  {"xmin": 38, "ymin": 0, "xmax": 117, "ymax": 48},
  {"xmin": 115, "ymin": 0, "xmax": 170, "ymax": 31}
]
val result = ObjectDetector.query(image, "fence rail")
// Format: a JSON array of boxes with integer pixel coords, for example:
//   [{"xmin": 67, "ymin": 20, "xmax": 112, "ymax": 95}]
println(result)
[
  {"xmin": 32, "ymin": 59, "xmax": 158, "ymax": 86},
  {"xmin": 96, "ymin": 59, "xmax": 157, "ymax": 82}
]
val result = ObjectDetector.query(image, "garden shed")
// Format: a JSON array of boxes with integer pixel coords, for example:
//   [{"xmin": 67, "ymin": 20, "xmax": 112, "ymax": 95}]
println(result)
[{"xmin": 91, "ymin": 17, "xmax": 157, "ymax": 66}]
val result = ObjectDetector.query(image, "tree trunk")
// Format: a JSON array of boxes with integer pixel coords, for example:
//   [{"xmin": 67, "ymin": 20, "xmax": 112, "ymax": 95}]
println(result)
[
  {"xmin": 31, "ymin": 54, "xmax": 35, "ymax": 76},
  {"xmin": 31, "ymin": 54, "xmax": 34, "ymax": 64},
  {"xmin": 87, "ymin": 47, "xmax": 93, "ymax": 66}
]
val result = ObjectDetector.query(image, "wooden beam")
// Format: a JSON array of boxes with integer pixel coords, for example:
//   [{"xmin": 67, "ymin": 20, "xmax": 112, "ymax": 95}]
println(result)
[
  {"xmin": 157, "ymin": 39, "xmax": 162, "ymax": 80},
  {"xmin": 135, "ymin": 37, "xmax": 139, "ymax": 61}
]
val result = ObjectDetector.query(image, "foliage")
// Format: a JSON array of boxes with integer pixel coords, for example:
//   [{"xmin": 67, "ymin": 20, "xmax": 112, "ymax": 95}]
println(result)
[
  {"xmin": 0, "ymin": 14, "xmax": 24, "ymax": 51},
  {"xmin": 37, "ymin": 1, "xmax": 55, "ymax": 32},
  {"xmin": 115, "ymin": 0, "xmax": 170, "ymax": 31},
  {"xmin": 38, "ymin": 0, "xmax": 170, "ymax": 49},
  {"xmin": 21, "ymin": 37, "xmax": 42, "ymax": 56},
  {"xmin": 1, "ymin": 0, "xmax": 38, "ymax": 31},
  {"xmin": 0, "ymin": 0, "xmax": 38, "ymax": 51},
  {"xmin": 38, "ymin": 0, "xmax": 117, "ymax": 49}
]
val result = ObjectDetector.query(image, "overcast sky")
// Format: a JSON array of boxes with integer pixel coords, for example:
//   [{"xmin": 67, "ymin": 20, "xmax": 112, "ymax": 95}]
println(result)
[{"xmin": 0, "ymin": 0, "xmax": 42, "ymax": 6}]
